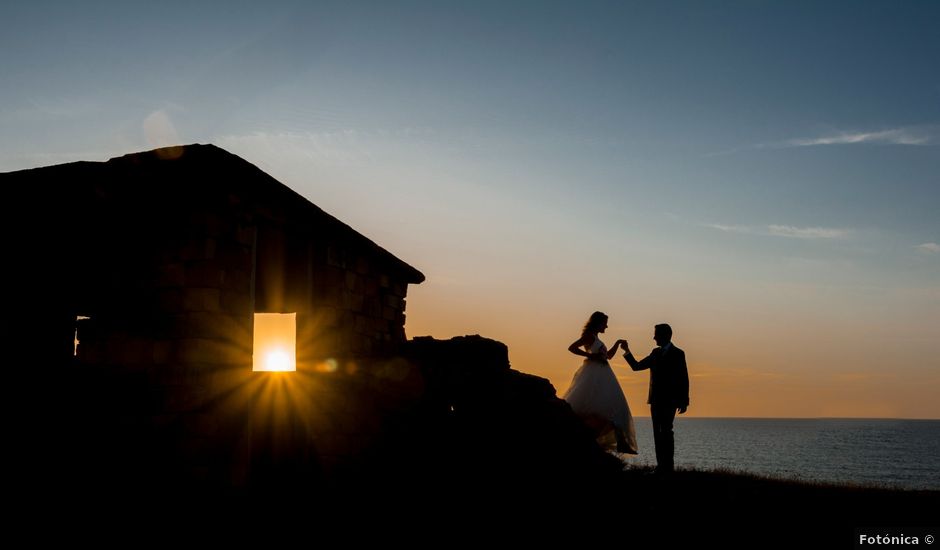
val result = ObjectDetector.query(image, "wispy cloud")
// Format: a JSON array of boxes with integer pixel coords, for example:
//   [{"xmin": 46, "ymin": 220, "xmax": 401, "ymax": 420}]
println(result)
[
  {"xmin": 767, "ymin": 225, "xmax": 851, "ymax": 239},
  {"xmin": 785, "ymin": 128, "xmax": 930, "ymax": 147},
  {"xmin": 705, "ymin": 224, "xmax": 752, "ymax": 234},
  {"xmin": 705, "ymin": 126, "xmax": 934, "ymax": 157},
  {"xmin": 916, "ymin": 242, "xmax": 940, "ymax": 254},
  {"xmin": 706, "ymin": 223, "xmax": 852, "ymax": 240}
]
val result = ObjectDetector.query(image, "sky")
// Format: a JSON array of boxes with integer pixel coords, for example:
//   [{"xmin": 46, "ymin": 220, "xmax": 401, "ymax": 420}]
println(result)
[{"xmin": 2, "ymin": 0, "xmax": 938, "ymax": 418}]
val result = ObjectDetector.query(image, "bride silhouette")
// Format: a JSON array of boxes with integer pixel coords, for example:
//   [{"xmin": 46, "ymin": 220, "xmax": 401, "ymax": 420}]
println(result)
[{"xmin": 563, "ymin": 311, "xmax": 638, "ymax": 454}]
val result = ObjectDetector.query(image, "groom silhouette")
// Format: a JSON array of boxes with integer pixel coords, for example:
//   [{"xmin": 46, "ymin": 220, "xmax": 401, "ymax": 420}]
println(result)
[{"xmin": 621, "ymin": 323, "xmax": 689, "ymax": 474}]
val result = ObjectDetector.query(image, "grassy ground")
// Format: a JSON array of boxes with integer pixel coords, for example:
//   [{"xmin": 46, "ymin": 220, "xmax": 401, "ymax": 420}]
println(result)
[
  {"xmin": 11, "ymin": 463, "xmax": 934, "ymax": 545},
  {"xmin": 602, "ymin": 465, "xmax": 939, "ymax": 546}
]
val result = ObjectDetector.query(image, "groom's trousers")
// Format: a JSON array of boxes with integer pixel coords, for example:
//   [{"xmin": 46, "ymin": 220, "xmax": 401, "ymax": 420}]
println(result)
[{"xmin": 650, "ymin": 402, "xmax": 677, "ymax": 471}]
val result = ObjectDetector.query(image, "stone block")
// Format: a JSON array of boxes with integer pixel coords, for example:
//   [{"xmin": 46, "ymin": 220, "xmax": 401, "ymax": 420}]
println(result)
[
  {"xmin": 322, "ymin": 288, "xmax": 340, "ymax": 307},
  {"xmin": 315, "ymin": 306, "xmax": 339, "ymax": 327},
  {"xmin": 385, "ymin": 294, "xmax": 402, "ymax": 309},
  {"xmin": 170, "ymin": 368, "xmax": 211, "ymax": 392},
  {"xmin": 195, "ymin": 212, "xmax": 231, "ymax": 238},
  {"xmin": 363, "ymin": 276, "xmax": 379, "ymax": 295},
  {"xmin": 220, "ymin": 289, "xmax": 251, "ymax": 315},
  {"xmin": 209, "ymin": 361, "xmax": 252, "ymax": 387},
  {"xmin": 161, "ymin": 384, "xmax": 211, "ymax": 412},
  {"xmin": 185, "ymin": 262, "xmax": 225, "ymax": 287},
  {"xmin": 340, "ymin": 310, "xmax": 354, "ymax": 324},
  {"xmin": 379, "ymin": 275, "xmax": 390, "ymax": 288},
  {"xmin": 355, "ymin": 256, "xmax": 369, "ymax": 275},
  {"xmin": 216, "ymin": 240, "xmax": 251, "ymax": 268},
  {"xmin": 180, "ymin": 238, "xmax": 217, "ymax": 261},
  {"xmin": 171, "ymin": 311, "xmax": 246, "ymax": 339},
  {"xmin": 327, "ymin": 246, "xmax": 346, "ymax": 268},
  {"xmin": 211, "ymin": 339, "xmax": 251, "ymax": 365},
  {"xmin": 323, "ymin": 266, "xmax": 344, "ymax": 287},
  {"xmin": 344, "ymin": 292, "xmax": 364, "ymax": 313},
  {"xmin": 175, "ymin": 338, "xmax": 227, "ymax": 364},
  {"xmin": 221, "ymin": 268, "xmax": 251, "ymax": 291},
  {"xmin": 182, "ymin": 288, "xmax": 221, "ymax": 312},
  {"xmin": 354, "ymin": 315, "xmax": 370, "ymax": 335},
  {"xmin": 235, "ymin": 224, "xmax": 255, "ymax": 246},
  {"xmin": 364, "ymin": 298, "xmax": 381, "ymax": 317},
  {"xmin": 345, "ymin": 271, "xmax": 359, "ymax": 292}
]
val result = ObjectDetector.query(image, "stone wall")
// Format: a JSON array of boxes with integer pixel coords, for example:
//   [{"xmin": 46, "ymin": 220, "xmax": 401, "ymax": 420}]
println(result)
[
  {"xmin": 311, "ymin": 245, "xmax": 410, "ymax": 358},
  {"xmin": 71, "ymin": 201, "xmax": 420, "ymax": 485}
]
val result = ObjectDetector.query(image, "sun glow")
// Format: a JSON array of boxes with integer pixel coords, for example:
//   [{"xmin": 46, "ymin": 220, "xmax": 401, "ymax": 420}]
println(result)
[
  {"xmin": 253, "ymin": 313, "xmax": 296, "ymax": 372},
  {"xmin": 265, "ymin": 349, "xmax": 291, "ymax": 371}
]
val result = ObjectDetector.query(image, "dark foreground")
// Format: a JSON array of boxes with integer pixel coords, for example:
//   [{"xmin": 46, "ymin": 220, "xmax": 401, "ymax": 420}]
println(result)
[
  {"xmin": 13, "ymin": 463, "xmax": 935, "ymax": 547},
  {"xmin": 614, "ymin": 466, "xmax": 938, "ymax": 546}
]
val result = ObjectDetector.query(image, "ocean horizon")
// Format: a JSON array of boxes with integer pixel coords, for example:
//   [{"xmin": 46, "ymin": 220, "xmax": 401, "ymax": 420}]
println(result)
[{"xmin": 621, "ymin": 418, "xmax": 940, "ymax": 491}]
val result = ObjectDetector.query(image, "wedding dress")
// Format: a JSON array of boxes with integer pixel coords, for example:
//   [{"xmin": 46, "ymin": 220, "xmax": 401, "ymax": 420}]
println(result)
[{"xmin": 562, "ymin": 335, "xmax": 638, "ymax": 454}]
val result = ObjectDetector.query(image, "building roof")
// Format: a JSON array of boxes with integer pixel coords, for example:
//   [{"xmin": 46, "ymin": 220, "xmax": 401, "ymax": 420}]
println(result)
[{"xmin": 6, "ymin": 143, "xmax": 425, "ymax": 284}]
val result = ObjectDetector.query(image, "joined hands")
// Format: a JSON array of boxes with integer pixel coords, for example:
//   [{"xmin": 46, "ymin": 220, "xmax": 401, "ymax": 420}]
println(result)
[{"xmin": 615, "ymin": 339, "xmax": 630, "ymax": 354}]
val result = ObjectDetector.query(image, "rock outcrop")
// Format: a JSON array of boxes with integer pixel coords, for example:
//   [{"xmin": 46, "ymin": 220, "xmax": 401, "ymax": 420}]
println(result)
[{"xmin": 343, "ymin": 335, "xmax": 624, "ymax": 499}]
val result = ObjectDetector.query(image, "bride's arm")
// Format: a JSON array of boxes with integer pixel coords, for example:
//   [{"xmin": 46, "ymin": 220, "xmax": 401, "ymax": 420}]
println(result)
[
  {"xmin": 606, "ymin": 339, "xmax": 623, "ymax": 360},
  {"xmin": 568, "ymin": 334, "xmax": 597, "ymax": 359}
]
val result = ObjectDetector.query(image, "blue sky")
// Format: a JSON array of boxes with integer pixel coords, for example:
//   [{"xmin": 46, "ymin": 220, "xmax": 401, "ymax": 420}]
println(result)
[{"xmin": 3, "ymin": 1, "xmax": 938, "ymax": 416}]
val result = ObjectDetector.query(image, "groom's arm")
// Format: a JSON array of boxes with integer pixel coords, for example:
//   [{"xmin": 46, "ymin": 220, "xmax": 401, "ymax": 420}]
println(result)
[
  {"xmin": 676, "ymin": 349, "xmax": 690, "ymax": 409},
  {"xmin": 623, "ymin": 347, "xmax": 653, "ymax": 371}
]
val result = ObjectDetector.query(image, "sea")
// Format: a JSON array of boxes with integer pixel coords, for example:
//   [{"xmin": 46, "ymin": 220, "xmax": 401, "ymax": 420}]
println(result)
[{"xmin": 623, "ymin": 418, "xmax": 940, "ymax": 491}]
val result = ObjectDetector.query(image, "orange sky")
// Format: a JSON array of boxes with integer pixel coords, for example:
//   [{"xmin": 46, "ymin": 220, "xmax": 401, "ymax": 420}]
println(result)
[{"xmin": 404, "ymin": 275, "xmax": 940, "ymax": 419}]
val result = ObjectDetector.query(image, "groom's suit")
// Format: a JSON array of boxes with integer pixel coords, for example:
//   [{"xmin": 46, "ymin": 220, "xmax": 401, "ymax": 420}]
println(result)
[{"xmin": 624, "ymin": 343, "xmax": 689, "ymax": 471}]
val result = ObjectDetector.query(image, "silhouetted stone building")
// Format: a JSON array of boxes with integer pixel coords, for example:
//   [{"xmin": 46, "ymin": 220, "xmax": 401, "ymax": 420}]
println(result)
[
  {"xmin": 4, "ymin": 145, "xmax": 618, "ymax": 504},
  {"xmin": 5, "ymin": 144, "xmax": 425, "ymax": 488}
]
